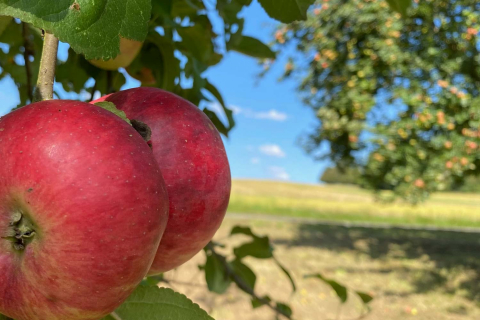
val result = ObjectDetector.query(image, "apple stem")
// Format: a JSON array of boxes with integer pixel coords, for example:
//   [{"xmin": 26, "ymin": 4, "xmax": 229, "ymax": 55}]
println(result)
[
  {"xmin": 34, "ymin": 32, "xmax": 59, "ymax": 102},
  {"xmin": 109, "ymin": 311, "xmax": 122, "ymax": 320}
]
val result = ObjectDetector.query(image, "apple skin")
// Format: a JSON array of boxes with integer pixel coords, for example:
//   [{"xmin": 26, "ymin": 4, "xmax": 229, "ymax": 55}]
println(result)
[
  {"xmin": 0, "ymin": 100, "xmax": 169, "ymax": 320},
  {"xmin": 89, "ymin": 38, "xmax": 143, "ymax": 71},
  {"xmin": 93, "ymin": 87, "xmax": 231, "ymax": 274}
]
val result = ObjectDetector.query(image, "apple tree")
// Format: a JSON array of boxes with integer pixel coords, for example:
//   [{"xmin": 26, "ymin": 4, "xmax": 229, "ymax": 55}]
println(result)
[
  {"xmin": 0, "ymin": 0, "xmax": 413, "ymax": 318},
  {"xmin": 0, "ymin": 1, "xmax": 319, "ymax": 319},
  {"xmin": 271, "ymin": 0, "xmax": 480, "ymax": 203}
]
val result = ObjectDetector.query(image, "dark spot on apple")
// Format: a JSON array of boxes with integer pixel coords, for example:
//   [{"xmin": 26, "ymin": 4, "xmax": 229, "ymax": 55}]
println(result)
[
  {"xmin": 46, "ymin": 295, "xmax": 58, "ymax": 303},
  {"xmin": 27, "ymin": 188, "xmax": 33, "ymax": 193}
]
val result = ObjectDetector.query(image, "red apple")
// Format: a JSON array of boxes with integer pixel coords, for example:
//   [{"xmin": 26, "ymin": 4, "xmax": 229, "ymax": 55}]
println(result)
[
  {"xmin": 0, "ymin": 100, "xmax": 168, "ymax": 320},
  {"xmin": 93, "ymin": 87, "xmax": 231, "ymax": 274}
]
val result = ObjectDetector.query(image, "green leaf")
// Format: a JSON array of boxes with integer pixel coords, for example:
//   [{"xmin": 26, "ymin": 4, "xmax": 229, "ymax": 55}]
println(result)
[
  {"xmin": 102, "ymin": 285, "xmax": 214, "ymax": 320},
  {"xmin": 230, "ymin": 226, "xmax": 273, "ymax": 259},
  {"xmin": 0, "ymin": 0, "xmax": 152, "ymax": 60},
  {"xmin": 135, "ymin": 32, "xmax": 179, "ymax": 91},
  {"xmin": 94, "ymin": 102, "xmax": 132, "ymax": 125},
  {"xmin": 355, "ymin": 291, "xmax": 374, "ymax": 304},
  {"xmin": 306, "ymin": 274, "xmax": 348, "ymax": 303},
  {"xmin": 386, "ymin": 0, "xmax": 412, "ymax": 17},
  {"xmin": 257, "ymin": 0, "xmax": 315, "ymax": 23},
  {"xmin": 204, "ymin": 253, "xmax": 231, "ymax": 294},
  {"xmin": 230, "ymin": 36, "xmax": 276, "ymax": 59},
  {"xmin": 177, "ymin": 22, "xmax": 217, "ymax": 66},
  {"xmin": 141, "ymin": 275, "xmax": 165, "ymax": 287},
  {"xmin": 0, "ymin": 15, "xmax": 11, "ymax": 36},
  {"xmin": 0, "ymin": 314, "xmax": 10, "ymax": 320},
  {"xmin": 234, "ymin": 235, "xmax": 273, "ymax": 259},
  {"xmin": 230, "ymin": 259, "xmax": 257, "ymax": 291},
  {"xmin": 230, "ymin": 225, "xmax": 256, "ymax": 237},
  {"xmin": 275, "ymin": 302, "xmax": 293, "ymax": 317},
  {"xmin": 203, "ymin": 109, "xmax": 230, "ymax": 137},
  {"xmin": 204, "ymin": 80, "xmax": 235, "ymax": 132},
  {"xmin": 56, "ymin": 48, "xmax": 95, "ymax": 93},
  {"xmin": 273, "ymin": 257, "xmax": 296, "ymax": 293},
  {"xmin": 251, "ymin": 295, "xmax": 271, "ymax": 309}
]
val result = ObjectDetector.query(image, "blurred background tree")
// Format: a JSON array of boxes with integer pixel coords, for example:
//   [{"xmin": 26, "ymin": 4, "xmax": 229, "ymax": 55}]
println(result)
[{"xmin": 272, "ymin": 0, "xmax": 480, "ymax": 203}]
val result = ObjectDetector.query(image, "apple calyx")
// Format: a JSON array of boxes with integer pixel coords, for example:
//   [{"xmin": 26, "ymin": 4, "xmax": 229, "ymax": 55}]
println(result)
[{"xmin": 2, "ymin": 209, "xmax": 36, "ymax": 251}]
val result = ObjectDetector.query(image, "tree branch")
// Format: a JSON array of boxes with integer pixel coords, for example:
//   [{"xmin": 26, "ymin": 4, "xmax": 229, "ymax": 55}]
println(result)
[
  {"xmin": 206, "ymin": 243, "xmax": 292, "ymax": 319},
  {"xmin": 22, "ymin": 23, "xmax": 33, "ymax": 102},
  {"xmin": 88, "ymin": 79, "xmax": 98, "ymax": 102},
  {"xmin": 34, "ymin": 32, "xmax": 59, "ymax": 102}
]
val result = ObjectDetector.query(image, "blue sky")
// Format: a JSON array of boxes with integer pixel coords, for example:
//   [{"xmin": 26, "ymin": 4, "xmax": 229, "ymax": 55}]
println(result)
[{"xmin": 0, "ymin": 2, "xmax": 328, "ymax": 184}]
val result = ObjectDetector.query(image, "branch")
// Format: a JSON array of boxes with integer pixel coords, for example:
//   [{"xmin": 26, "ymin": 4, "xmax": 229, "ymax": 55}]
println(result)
[
  {"xmin": 34, "ymin": 32, "xmax": 59, "ymax": 101},
  {"xmin": 88, "ymin": 79, "xmax": 98, "ymax": 102},
  {"xmin": 22, "ymin": 23, "xmax": 33, "ymax": 102},
  {"xmin": 206, "ymin": 243, "xmax": 292, "ymax": 320},
  {"xmin": 109, "ymin": 312, "xmax": 122, "ymax": 320},
  {"xmin": 106, "ymin": 70, "xmax": 114, "ymax": 94}
]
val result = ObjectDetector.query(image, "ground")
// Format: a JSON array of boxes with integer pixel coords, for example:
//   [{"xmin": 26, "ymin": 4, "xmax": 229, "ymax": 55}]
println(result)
[
  {"xmin": 158, "ymin": 180, "xmax": 480, "ymax": 319},
  {"xmin": 162, "ymin": 215, "xmax": 480, "ymax": 320}
]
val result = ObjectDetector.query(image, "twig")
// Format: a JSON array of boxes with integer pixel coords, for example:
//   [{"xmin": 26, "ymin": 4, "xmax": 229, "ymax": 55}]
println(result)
[
  {"xmin": 22, "ymin": 23, "xmax": 33, "ymax": 102},
  {"xmin": 106, "ymin": 70, "xmax": 114, "ymax": 94},
  {"xmin": 206, "ymin": 243, "xmax": 292, "ymax": 319},
  {"xmin": 34, "ymin": 32, "xmax": 59, "ymax": 101},
  {"xmin": 109, "ymin": 311, "xmax": 122, "ymax": 320},
  {"xmin": 88, "ymin": 79, "xmax": 97, "ymax": 102}
]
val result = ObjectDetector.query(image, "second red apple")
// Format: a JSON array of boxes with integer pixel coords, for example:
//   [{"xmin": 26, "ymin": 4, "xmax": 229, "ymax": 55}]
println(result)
[{"xmin": 93, "ymin": 87, "xmax": 231, "ymax": 274}]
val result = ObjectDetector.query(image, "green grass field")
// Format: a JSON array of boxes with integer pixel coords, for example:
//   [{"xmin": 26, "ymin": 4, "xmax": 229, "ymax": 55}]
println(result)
[{"xmin": 228, "ymin": 179, "xmax": 480, "ymax": 228}]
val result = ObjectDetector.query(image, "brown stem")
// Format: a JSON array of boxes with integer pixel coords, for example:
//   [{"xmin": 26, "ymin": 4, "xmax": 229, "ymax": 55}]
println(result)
[
  {"xmin": 88, "ymin": 80, "xmax": 97, "ymax": 102},
  {"xmin": 206, "ymin": 243, "xmax": 292, "ymax": 319},
  {"xmin": 34, "ymin": 32, "xmax": 59, "ymax": 101},
  {"xmin": 106, "ymin": 70, "xmax": 114, "ymax": 94},
  {"xmin": 22, "ymin": 23, "xmax": 33, "ymax": 102}
]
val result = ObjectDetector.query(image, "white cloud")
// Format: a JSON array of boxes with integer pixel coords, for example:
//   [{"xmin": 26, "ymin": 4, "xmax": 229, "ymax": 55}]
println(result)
[
  {"xmin": 268, "ymin": 166, "xmax": 290, "ymax": 180},
  {"xmin": 251, "ymin": 110, "xmax": 288, "ymax": 121},
  {"xmin": 251, "ymin": 157, "xmax": 260, "ymax": 164},
  {"xmin": 207, "ymin": 102, "xmax": 287, "ymax": 122},
  {"xmin": 259, "ymin": 144, "xmax": 286, "ymax": 158}
]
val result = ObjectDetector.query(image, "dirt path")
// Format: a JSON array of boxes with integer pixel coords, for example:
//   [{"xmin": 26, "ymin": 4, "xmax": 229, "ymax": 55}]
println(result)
[{"xmin": 161, "ymin": 216, "xmax": 480, "ymax": 320}]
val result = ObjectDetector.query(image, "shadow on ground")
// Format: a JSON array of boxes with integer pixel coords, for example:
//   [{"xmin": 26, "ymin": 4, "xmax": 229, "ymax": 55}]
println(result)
[{"xmin": 275, "ymin": 223, "xmax": 480, "ymax": 301}]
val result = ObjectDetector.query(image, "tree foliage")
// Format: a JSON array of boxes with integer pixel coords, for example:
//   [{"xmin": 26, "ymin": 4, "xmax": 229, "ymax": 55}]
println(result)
[{"xmin": 273, "ymin": 0, "xmax": 480, "ymax": 203}]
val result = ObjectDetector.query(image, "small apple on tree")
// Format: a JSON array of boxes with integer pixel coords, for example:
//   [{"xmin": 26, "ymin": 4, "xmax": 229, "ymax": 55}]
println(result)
[{"xmin": 89, "ymin": 38, "xmax": 143, "ymax": 71}]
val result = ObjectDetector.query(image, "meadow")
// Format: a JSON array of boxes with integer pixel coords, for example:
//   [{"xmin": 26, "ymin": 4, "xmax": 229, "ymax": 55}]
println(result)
[{"xmin": 228, "ymin": 179, "xmax": 480, "ymax": 228}]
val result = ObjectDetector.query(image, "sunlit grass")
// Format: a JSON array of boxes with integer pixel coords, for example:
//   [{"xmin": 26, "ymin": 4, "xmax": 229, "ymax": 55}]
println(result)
[{"xmin": 228, "ymin": 179, "xmax": 480, "ymax": 228}]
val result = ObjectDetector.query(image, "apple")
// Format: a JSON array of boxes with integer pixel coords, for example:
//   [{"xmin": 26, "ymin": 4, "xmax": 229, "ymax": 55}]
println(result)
[
  {"xmin": 0, "ymin": 100, "xmax": 169, "ymax": 320},
  {"xmin": 89, "ymin": 38, "xmax": 143, "ymax": 71},
  {"xmin": 93, "ymin": 87, "xmax": 231, "ymax": 274}
]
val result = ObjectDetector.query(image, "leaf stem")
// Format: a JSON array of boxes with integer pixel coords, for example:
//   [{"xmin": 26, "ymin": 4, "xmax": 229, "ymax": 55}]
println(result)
[
  {"xmin": 34, "ymin": 32, "xmax": 59, "ymax": 102},
  {"xmin": 22, "ymin": 23, "xmax": 33, "ymax": 102},
  {"xmin": 206, "ymin": 243, "xmax": 292, "ymax": 319},
  {"xmin": 109, "ymin": 311, "xmax": 122, "ymax": 320}
]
